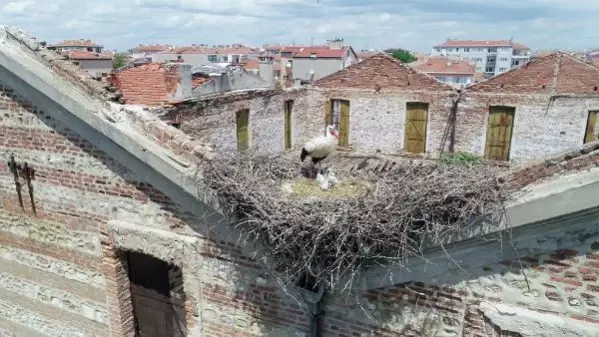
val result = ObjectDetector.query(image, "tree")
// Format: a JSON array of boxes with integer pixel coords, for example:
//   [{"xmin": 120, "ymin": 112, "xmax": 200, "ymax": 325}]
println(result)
[
  {"xmin": 389, "ymin": 48, "xmax": 417, "ymax": 63},
  {"xmin": 113, "ymin": 52, "xmax": 127, "ymax": 70}
]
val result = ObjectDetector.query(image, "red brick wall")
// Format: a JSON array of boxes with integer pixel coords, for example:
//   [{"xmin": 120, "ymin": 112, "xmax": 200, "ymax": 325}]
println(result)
[{"xmin": 0, "ymin": 82, "xmax": 310, "ymax": 336}]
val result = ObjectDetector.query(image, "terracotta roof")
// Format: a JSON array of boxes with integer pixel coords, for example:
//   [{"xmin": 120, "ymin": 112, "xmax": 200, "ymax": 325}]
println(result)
[
  {"xmin": 51, "ymin": 39, "xmax": 102, "ymax": 48},
  {"xmin": 435, "ymin": 40, "xmax": 529, "ymax": 50},
  {"xmin": 63, "ymin": 50, "xmax": 113, "ymax": 60},
  {"xmin": 293, "ymin": 47, "xmax": 348, "ymax": 58},
  {"xmin": 131, "ymin": 44, "xmax": 174, "ymax": 53},
  {"xmin": 112, "ymin": 63, "xmax": 184, "ymax": 106},
  {"xmin": 280, "ymin": 45, "xmax": 327, "ymax": 54},
  {"xmin": 416, "ymin": 57, "xmax": 475, "ymax": 75},
  {"xmin": 468, "ymin": 52, "xmax": 599, "ymax": 94},
  {"xmin": 242, "ymin": 59, "xmax": 260, "ymax": 71},
  {"xmin": 315, "ymin": 54, "xmax": 453, "ymax": 91}
]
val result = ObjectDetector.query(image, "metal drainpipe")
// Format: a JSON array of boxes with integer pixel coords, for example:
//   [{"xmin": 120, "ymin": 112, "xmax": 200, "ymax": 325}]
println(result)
[{"xmin": 309, "ymin": 288, "xmax": 326, "ymax": 337}]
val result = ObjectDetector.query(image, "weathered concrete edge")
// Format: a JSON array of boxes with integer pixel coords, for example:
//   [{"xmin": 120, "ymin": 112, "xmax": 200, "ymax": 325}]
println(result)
[
  {"xmin": 359, "ymin": 178, "xmax": 599, "ymax": 291},
  {"xmin": 0, "ymin": 32, "xmax": 275, "ymax": 268}
]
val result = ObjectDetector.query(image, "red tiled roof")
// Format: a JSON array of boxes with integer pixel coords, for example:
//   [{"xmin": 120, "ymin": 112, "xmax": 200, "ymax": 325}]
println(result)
[
  {"xmin": 416, "ymin": 57, "xmax": 475, "ymax": 75},
  {"xmin": 242, "ymin": 59, "xmax": 260, "ymax": 70},
  {"xmin": 315, "ymin": 54, "xmax": 453, "ymax": 91},
  {"xmin": 435, "ymin": 40, "xmax": 529, "ymax": 50},
  {"xmin": 52, "ymin": 39, "xmax": 102, "ymax": 47},
  {"xmin": 468, "ymin": 52, "xmax": 599, "ymax": 94},
  {"xmin": 280, "ymin": 45, "xmax": 327, "ymax": 54},
  {"xmin": 293, "ymin": 47, "xmax": 348, "ymax": 58},
  {"xmin": 113, "ymin": 63, "xmax": 183, "ymax": 106},
  {"xmin": 63, "ymin": 50, "xmax": 113, "ymax": 60}
]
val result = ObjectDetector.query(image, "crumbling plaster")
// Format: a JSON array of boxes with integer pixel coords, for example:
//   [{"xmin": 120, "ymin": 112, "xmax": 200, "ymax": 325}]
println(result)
[{"xmin": 480, "ymin": 301, "xmax": 599, "ymax": 337}]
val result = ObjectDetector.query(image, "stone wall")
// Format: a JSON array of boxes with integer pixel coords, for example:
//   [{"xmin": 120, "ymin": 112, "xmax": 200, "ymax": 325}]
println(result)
[{"xmin": 171, "ymin": 87, "xmax": 599, "ymax": 165}]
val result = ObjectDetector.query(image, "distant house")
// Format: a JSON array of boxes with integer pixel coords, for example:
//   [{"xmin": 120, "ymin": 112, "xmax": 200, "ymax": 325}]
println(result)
[
  {"xmin": 129, "ymin": 44, "xmax": 174, "ymax": 59},
  {"xmin": 415, "ymin": 56, "xmax": 476, "ymax": 87},
  {"xmin": 63, "ymin": 50, "xmax": 114, "ymax": 77},
  {"xmin": 48, "ymin": 39, "xmax": 104, "ymax": 53},
  {"xmin": 289, "ymin": 39, "xmax": 359, "ymax": 84},
  {"xmin": 431, "ymin": 39, "xmax": 531, "ymax": 79},
  {"xmin": 357, "ymin": 51, "xmax": 382, "ymax": 62},
  {"xmin": 152, "ymin": 45, "xmax": 255, "ymax": 67},
  {"xmin": 47, "ymin": 40, "xmax": 113, "ymax": 76}
]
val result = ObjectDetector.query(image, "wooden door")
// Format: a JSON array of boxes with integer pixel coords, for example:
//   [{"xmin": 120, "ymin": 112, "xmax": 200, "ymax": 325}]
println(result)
[
  {"xmin": 127, "ymin": 252, "xmax": 186, "ymax": 337},
  {"xmin": 338, "ymin": 100, "xmax": 350, "ymax": 147},
  {"xmin": 484, "ymin": 106, "xmax": 515, "ymax": 161},
  {"xmin": 236, "ymin": 109, "xmax": 249, "ymax": 151},
  {"xmin": 325, "ymin": 99, "xmax": 350, "ymax": 147},
  {"xmin": 584, "ymin": 110, "xmax": 599, "ymax": 144},
  {"xmin": 284, "ymin": 100, "xmax": 293, "ymax": 149},
  {"xmin": 404, "ymin": 102, "xmax": 429, "ymax": 153}
]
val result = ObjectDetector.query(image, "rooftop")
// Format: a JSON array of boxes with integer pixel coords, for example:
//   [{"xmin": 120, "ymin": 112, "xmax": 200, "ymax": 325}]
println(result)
[
  {"xmin": 434, "ymin": 39, "xmax": 530, "ymax": 50},
  {"xmin": 468, "ymin": 52, "xmax": 599, "ymax": 94},
  {"xmin": 292, "ymin": 46, "xmax": 349, "ymax": 59},
  {"xmin": 315, "ymin": 54, "xmax": 453, "ymax": 91},
  {"xmin": 416, "ymin": 56, "xmax": 475, "ymax": 75},
  {"xmin": 130, "ymin": 44, "xmax": 174, "ymax": 53},
  {"xmin": 159, "ymin": 45, "xmax": 255, "ymax": 55},
  {"xmin": 62, "ymin": 50, "xmax": 113, "ymax": 60},
  {"xmin": 50, "ymin": 39, "xmax": 102, "ymax": 48}
]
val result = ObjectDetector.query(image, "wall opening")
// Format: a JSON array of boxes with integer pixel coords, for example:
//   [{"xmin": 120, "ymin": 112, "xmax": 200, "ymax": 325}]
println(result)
[
  {"xmin": 484, "ymin": 106, "xmax": 515, "ymax": 161},
  {"xmin": 584, "ymin": 110, "xmax": 599, "ymax": 144},
  {"xmin": 325, "ymin": 99, "xmax": 350, "ymax": 147},
  {"xmin": 236, "ymin": 108, "xmax": 250, "ymax": 151},
  {"xmin": 404, "ymin": 102, "xmax": 429, "ymax": 154},
  {"xmin": 126, "ymin": 251, "xmax": 187, "ymax": 337},
  {"xmin": 284, "ymin": 100, "xmax": 293, "ymax": 150}
]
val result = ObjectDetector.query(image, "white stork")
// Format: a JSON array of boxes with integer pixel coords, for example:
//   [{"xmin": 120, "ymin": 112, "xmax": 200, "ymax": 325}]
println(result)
[{"xmin": 300, "ymin": 125, "xmax": 338, "ymax": 177}]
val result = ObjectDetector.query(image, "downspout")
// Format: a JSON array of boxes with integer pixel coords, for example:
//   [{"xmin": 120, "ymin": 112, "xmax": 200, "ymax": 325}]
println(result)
[{"xmin": 309, "ymin": 286, "xmax": 326, "ymax": 337}]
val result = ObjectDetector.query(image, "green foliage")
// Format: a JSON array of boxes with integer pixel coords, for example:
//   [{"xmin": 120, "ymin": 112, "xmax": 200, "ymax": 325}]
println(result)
[
  {"xmin": 439, "ymin": 152, "xmax": 483, "ymax": 167},
  {"xmin": 112, "ymin": 53, "xmax": 127, "ymax": 70},
  {"xmin": 390, "ymin": 49, "xmax": 417, "ymax": 63}
]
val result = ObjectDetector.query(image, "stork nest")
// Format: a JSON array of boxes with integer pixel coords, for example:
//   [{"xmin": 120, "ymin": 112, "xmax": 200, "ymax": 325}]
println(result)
[{"xmin": 201, "ymin": 153, "xmax": 509, "ymax": 292}]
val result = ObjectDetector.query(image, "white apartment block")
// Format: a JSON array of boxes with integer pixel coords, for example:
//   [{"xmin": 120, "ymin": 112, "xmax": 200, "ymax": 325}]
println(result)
[{"xmin": 431, "ymin": 39, "xmax": 531, "ymax": 79}]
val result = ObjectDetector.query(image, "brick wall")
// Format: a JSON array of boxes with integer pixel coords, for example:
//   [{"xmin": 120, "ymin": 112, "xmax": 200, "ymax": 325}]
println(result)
[{"xmin": 0, "ymin": 81, "xmax": 310, "ymax": 336}]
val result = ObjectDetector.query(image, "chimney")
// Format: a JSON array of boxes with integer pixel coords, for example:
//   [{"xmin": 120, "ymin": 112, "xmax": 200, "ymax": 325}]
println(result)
[
  {"xmin": 327, "ymin": 38, "xmax": 344, "ymax": 50},
  {"xmin": 259, "ymin": 61, "xmax": 275, "ymax": 88},
  {"xmin": 447, "ymin": 61, "xmax": 452, "ymax": 67},
  {"xmin": 164, "ymin": 63, "xmax": 193, "ymax": 101}
]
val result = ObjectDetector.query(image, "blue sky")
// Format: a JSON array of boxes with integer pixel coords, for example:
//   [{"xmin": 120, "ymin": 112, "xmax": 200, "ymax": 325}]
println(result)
[{"xmin": 1, "ymin": 0, "xmax": 598, "ymax": 52}]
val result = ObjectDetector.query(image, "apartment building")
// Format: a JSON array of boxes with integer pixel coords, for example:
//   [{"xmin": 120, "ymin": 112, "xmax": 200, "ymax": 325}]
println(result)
[{"xmin": 431, "ymin": 39, "xmax": 531, "ymax": 78}]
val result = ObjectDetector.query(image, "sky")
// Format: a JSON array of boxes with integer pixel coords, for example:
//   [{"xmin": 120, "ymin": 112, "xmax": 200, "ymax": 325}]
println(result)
[{"xmin": 0, "ymin": 0, "xmax": 598, "ymax": 53}]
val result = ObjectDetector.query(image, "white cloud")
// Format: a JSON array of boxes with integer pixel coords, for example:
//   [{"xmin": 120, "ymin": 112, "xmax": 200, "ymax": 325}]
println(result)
[
  {"xmin": 2, "ymin": 0, "xmax": 35, "ymax": 15},
  {"xmin": 0, "ymin": 0, "xmax": 597, "ymax": 52}
]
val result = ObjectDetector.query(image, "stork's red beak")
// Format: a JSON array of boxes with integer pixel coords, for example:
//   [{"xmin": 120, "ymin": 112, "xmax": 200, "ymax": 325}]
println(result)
[{"xmin": 330, "ymin": 129, "xmax": 338, "ymax": 138}]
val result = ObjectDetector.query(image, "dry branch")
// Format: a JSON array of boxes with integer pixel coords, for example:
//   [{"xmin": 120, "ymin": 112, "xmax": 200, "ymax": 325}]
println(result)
[{"xmin": 199, "ymin": 153, "xmax": 509, "ymax": 292}]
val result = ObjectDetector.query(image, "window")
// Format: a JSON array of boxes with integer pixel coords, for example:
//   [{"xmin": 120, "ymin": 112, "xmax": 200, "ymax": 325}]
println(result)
[
  {"xmin": 404, "ymin": 102, "xmax": 429, "ymax": 154},
  {"xmin": 221, "ymin": 56, "xmax": 228, "ymax": 62},
  {"xmin": 485, "ymin": 106, "xmax": 515, "ymax": 161},
  {"xmin": 488, "ymin": 47, "xmax": 497, "ymax": 53},
  {"xmin": 208, "ymin": 54, "xmax": 218, "ymax": 62},
  {"xmin": 487, "ymin": 57, "xmax": 496, "ymax": 63},
  {"xmin": 435, "ymin": 76, "xmax": 446, "ymax": 82},
  {"xmin": 486, "ymin": 67, "xmax": 494, "ymax": 73},
  {"xmin": 464, "ymin": 48, "xmax": 470, "ymax": 52},
  {"xmin": 435, "ymin": 48, "xmax": 441, "ymax": 52},
  {"xmin": 284, "ymin": 100, "xmax": 293, "ymax": 149},
  {"xmin": 499, "ymin": 68, "xmax": 507, "ymax": 72},
  {"xmin": 500, "ymin": 57, "xmax": 508, "ymax": 62},
  {"xmin": 326, "ymin": 99, "xmax": 350, "ymax": 147}
]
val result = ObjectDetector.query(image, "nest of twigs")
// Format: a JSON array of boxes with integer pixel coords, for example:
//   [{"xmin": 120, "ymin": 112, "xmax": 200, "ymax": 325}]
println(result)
[{"xmin": 201, "ymin": 154, "xmax": 509, "ymax": 291}]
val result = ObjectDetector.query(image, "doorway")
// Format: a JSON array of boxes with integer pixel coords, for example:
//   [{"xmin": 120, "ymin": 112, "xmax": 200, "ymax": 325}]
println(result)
[{"xmin": 126, "ymin": 251, "xmax": 187, "ymax": 337}]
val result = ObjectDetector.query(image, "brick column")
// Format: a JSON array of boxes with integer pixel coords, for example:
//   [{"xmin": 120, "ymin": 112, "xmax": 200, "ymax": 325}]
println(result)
[{"xmin": 100, "ymin": 226, "xmax": 136, "ymax": 337}]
